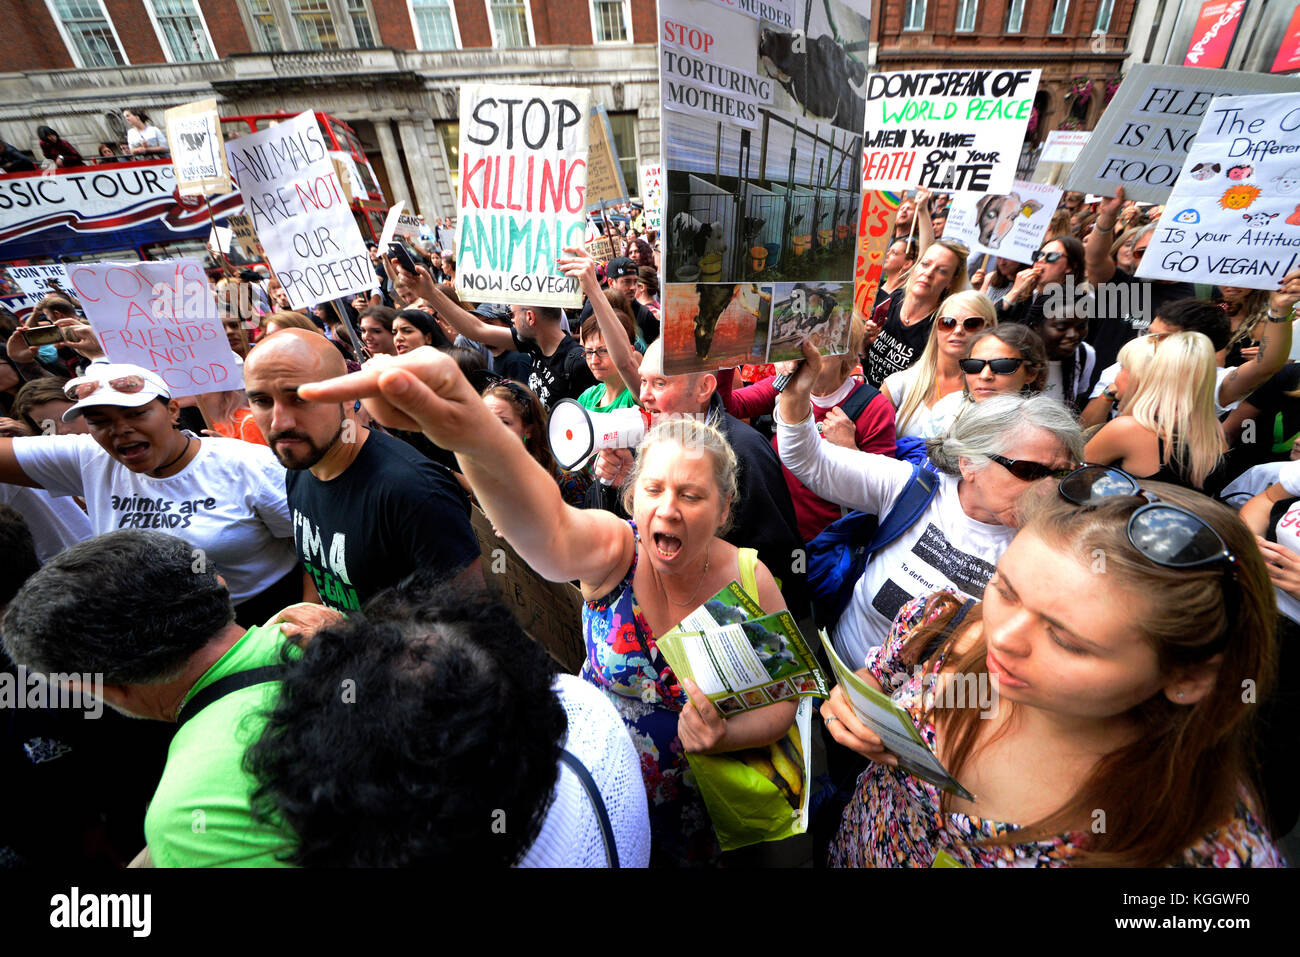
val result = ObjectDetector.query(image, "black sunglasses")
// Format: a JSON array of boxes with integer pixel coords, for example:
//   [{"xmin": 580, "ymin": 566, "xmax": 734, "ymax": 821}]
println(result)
[
  {"xmin": 960, "ymin": 357, "xmax": 1025, "ymax": 375},
  {"xmin": 1058, "ymin": 466, "xmax": 1236, "ymax": 569},
  {"xmin": 989, "ymin": 453, "xmax": 1076, "ymax": 483},
  {"xmin": 1032, "ymin": 250, "xmax": 1064, "ymax": 263},
  {"xmin": 939, "ymin": 315, "xmax": 986, "ymax": 332}
]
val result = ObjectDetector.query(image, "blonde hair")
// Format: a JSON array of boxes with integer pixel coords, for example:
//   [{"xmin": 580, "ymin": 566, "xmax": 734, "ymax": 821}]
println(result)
[
  {"xmin": 895, "ymin": 290, "xmax": 996, "ymax": 434},
  {"xmin": 1115, "ymin": 334, "xmax": 1161, "ymax": 411},
  {"xmin": 1124, "ymin": 331, "xmax": 1223, "ymax": 488},
  {"xmin": 622, "ymin": 418, "xmax": 738, "ymax": 535}
]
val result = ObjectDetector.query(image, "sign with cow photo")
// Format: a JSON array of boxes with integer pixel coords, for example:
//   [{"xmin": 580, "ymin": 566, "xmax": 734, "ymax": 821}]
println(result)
[
  {"xmin": 860, "ymin": 69, "xmax": 1040, "ymax": 195},
  {"xmin": 165, "ymin": 98, "xmax": 232, "ymax": 197},
  {"xmin": 943, "ymin": 180, "xmax": 1063, "ymax": 266},
  {"xmin": 1136, "ymin": 91, "xmax": 1300, "ymax": 291},
  {"xmin": 658, "ymin": 0, "xmax": 868, "ymax": 373}
]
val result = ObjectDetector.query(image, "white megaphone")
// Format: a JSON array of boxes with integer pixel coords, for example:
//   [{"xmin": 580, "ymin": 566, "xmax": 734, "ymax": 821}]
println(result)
[{"xmin": 548, "ymin": 398, "xmax": 651, "ymax": 471}]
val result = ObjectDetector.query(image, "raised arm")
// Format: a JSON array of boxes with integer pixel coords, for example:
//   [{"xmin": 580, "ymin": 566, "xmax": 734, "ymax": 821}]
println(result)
[
  {"xmin": 0, "ymin": 439, "xmax": 44, "ymax": 488},
  {"xmin": 297, "ymin": 348, "xmax": 632, "ymax": 594},
  {"xmin": 912, "ymin": 187, "xmax": 935, "ymax": 254},
  {"xmin": 393, "ymin": 261, "xmax": 514, "ymax": 352},
  {"xmin": 1086, "ymin": 186, "xmax": 1123, "ymax": 286},
  {"xmin": 558, "ymin": 247, "xmax": 641, "ymax": 396},
  {"xmin": 1217, "ymin": 269, "xmax": 1300, "ymax": 407}
]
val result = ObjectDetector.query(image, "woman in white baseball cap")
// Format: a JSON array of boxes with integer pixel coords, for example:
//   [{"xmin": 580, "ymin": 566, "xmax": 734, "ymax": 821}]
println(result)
[{"xmin": 0, "ymin": 361, "xmax": 305, "ymax": 624}]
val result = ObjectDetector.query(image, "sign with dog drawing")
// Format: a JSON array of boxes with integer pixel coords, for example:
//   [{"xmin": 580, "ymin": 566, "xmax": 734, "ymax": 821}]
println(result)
[
  {"xmin": 659, "ymin": 0, "xmax": 868, "ymax": 372},
  {"xmin": 1137, "ymin": 91, "xmax": 1300, "ymax": 290},
  {"xmin": 860, "ymin": 68, "xmax": 1040, "ymax": 195},
  {"xmin": 942, "ymin": 179, "xmax": 1063, "ymax": 265}
]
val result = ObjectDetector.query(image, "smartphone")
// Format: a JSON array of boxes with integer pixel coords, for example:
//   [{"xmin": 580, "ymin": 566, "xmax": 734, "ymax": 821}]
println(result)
[
  {"xmin": 20, "ymin": 324, "xmax": 65, "ymax": 348},
  {"xmin": 388, "ymin": 242, "xmax": 417, "ymax": 275}
]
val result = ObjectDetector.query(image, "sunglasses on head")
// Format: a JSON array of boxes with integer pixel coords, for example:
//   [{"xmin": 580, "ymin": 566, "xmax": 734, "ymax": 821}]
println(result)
[
  {"xmin": 959, "ymin": 357, "xmax": 1025, "ymax": 375},
  {"xmin": 1032, "ymin": 250, "xmax": 1064, "ymax": 264},
  {"xmin": 988, "ymin": 453, "xmax": 1076, "ymax": 483},
  {"xmin": 939, "ymin": 315, "xmax": 986, "ymax": 333},
  {"xmin": 1058, "ymin": 466, "xmax": 1236, "ymax": 569},
  {"xmin": 64, "ymin": 375, "xmax": 148, "ymax": 402}
]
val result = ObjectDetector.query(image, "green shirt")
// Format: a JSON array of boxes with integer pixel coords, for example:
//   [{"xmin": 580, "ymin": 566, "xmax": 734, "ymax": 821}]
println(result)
[
  {"xmin": 576, "ymin": 383, "xmax": 638, "ymax": 413},
  {"xmin": 144, "ymin": 623, "xmax": 300, "ymax": 867}
]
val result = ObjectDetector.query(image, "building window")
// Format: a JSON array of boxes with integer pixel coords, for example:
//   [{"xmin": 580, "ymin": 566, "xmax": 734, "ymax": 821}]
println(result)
[
  {"xmin": 903, "ymin": 0, "xmax": 926, "ymax": 31},
  {"xmin": 1093, "ymin": 0, "xmax": 1114, "ymax": 33},
  {"xmin": 346, "ymin": 0, "xmax": 377, "ymax": 46},
  {"xmin": 591, "ymin": 0, "xmax": 629, "ymax": 42},
  {"xmin": 1004, "ymin": 0, "xmax": 1024, "ymax": 32},
  {"xmin": 289, "ymin": 0, "xmax": 340, "ymax": 49},
  {"xmin": 47, "ymin": 0, "xmax": 127, "ymax": 67},
  {"xmin": 1049, "ymin": 0, "xmax": 1070, "ymax": 34},
  {"xmin": 244, "ymin": 0, "xmax": 283, "ymax": 50},
  {"xmin": 439, "ymin": 122, "xmax": 460, "ymax": 195},
  {"xmin": 955, "ymin": 0, "xmax": 977, "ymax": 32},
  {"xmin": 410, "ymin": 0, "xmax": 459, "ymax": 49},
  {"xmin": 607, "ymin": 111, "xmax": 638, "ymax": 192},
  {"xmin": 147, "ymin": 0, "xmax": 216, "ymax": 62},
  {"xmin": 488, "ymin": 0, "xmax": 532, "ymax": 47}
]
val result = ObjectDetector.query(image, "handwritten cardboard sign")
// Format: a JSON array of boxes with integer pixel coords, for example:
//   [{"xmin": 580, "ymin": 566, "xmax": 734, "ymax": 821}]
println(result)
[
  {"xmin": 861, "ymin": 69, "xmax": 1040, "ymax": 194},
  {"xmin": 0, "ymin": 262, "xmax": 72, "ymax": 314},
  {"xmin": 224, "ymin": 211, "xmax": 266, "ymax": 261},
  {"xmin": 66, "ymin": 259, "xmax": 241, "ymax": 396},
  {"xmin": 1137, "ymin": 91, "xmax": 1300, "ymax": 291},
  {"xmin": 1065, "ymin": 63, "xmax": 1300, "ymax": 203},
  {"xmin": 586, "ymin": 106, "xmax": 628, "ymax": 207},
  {"xmin": 164, "ymin": 98, "xmax": 231, "ymax": 197},
  {"xmin": 943, "ymin": 180, "xmax": 1063, "ymax": 265},
  {"xmin": 456, "ymin": 83, "xmax": 591, "ymax": 307},
  {"xmin": 224, "ymin": 111, "xmax": 372, "ymax": 309}
]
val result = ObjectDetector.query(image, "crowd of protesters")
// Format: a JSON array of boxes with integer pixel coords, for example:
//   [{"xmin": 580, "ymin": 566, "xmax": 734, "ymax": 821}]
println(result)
[{"xmin": 2, "ymin": 174, "xmax": 1300, "ymax": 873}]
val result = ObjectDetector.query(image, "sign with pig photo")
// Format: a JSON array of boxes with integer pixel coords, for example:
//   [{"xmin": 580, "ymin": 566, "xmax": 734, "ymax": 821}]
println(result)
[
  {"xmin": 943, "ymin": 179, "xmax": 1063, "ymax": 265},
  {"xmin": 658, "ymin": 0, "xmax": 868, "ymax": 373}
]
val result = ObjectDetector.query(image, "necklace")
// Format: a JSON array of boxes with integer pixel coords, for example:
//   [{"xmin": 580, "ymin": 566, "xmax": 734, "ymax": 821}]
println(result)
[
  {"xmin": 151, "ymin": 435, "xmax": 194, "ymax": 476},
  {"xmin": 663, "ymin": 545, "xmax": 711, "ymax": 607}
]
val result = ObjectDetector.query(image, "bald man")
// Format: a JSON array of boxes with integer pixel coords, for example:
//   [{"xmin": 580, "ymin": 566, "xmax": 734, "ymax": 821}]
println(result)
[{"xmin": 244, "ymin": 330, "xmax": 481, "ymax": 611}]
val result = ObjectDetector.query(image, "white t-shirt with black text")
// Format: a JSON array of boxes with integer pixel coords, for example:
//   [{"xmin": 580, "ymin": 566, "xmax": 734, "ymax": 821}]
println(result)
[
  {"xmin": 11, "ymin": 434, "xmax": 296, "ymax": 604},
  {"xmin": 777, "ymin": 407, "xmax": 1014, "ymax": 667}
]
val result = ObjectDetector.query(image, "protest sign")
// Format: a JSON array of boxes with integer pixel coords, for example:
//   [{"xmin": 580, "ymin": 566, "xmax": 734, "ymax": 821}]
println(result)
[
  {"xmin": 456, "ymin": 83, "xmax": 591, "ymax": 308},
  {"xmin": 1275, "ymin": 5, "xmax": 1300, "ymax": 74},
  {"xmin": 1065, "ymin": 63, "xmax": 1300, "ymax": 203},
  {"xmin": 860, "ymin": 69, "xmax": 1039, "ymax": 194},
  {"xmin": 1040, "ymin": 130, "xmax": 1091, "ymax": 163},
  {"xmin": 224, "ymin": 111, "xmax": 372, "ymax": 309},
  {"xmin": 1137, "ymin": 91, "xmax": 1300, "ymax": 291},
  {"xmin": 639, "ymin": 163, "xmax": 663, "ymax": 231},
  {"xmin": 0, "ymin": 262, "xmax": 72, "ymax": 315},
  {"xmin": 585, "ymin": 235, "xmax": 614, "ymax": 260},
  {"xmin": 659, "ymin": 0, "xmax": 867, "ymax": 366},
  {"xmin": 65, "ymin": 259, "xmax": 240, "ymax": 397},
  {"xmin": 224, "ymin": 211, "xmax": 265, "ymax": 261},
  {"xmin": 378, "ymin": 200, "xmax": 422, "ymax": 250},
  {"xmin": 851, "ymin": 189, "xmax": 901, "ymax": 327},
  {"xmin": 586, "ymin": 106, "xmax": 628, "ymax": 207},
  {"xmin": 164, "ymin": 98, "xmax": 231, "ymax": 197},
  {"xmin": 943, "ymin": 180, "xmax": 1063, "ymax": 265},
  {"xmin": 1183, "ymin": 1, "xmax": 1247, "ymax": 70}
]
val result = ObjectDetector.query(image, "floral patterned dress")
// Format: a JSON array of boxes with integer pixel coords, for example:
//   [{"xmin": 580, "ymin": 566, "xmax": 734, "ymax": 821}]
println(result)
[
  {"xmin": 581, "ymin": 520, "xmax": 720, "ymax": 866},
  {"xmin": 828, "ymin": 593, "xmax": 1286, "ymax": 868}
]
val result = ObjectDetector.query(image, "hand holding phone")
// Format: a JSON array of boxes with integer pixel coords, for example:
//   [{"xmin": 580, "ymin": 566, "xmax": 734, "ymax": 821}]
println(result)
[
  {"xmin": 388, "ymin": 243, "xmax": 417, "ymax": 275},
  {"xmin": 19, "ymin": 324, "xmax": 65, "ymax": 348}
]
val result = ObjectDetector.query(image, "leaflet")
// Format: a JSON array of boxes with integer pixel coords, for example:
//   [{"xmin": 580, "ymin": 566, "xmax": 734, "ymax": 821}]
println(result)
[{"xmin": 819, "ymin": 629, "xmax": 974, "ymax": 801}]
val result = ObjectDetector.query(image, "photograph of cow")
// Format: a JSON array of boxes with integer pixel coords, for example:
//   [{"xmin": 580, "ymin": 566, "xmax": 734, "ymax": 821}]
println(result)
[
  {"xmin": 759, "ymin": 27, "xmax": 866, "ymax": 135},
  {"xmin": 767, "ymin": 281, "xmax": 853, "ymax": 363},
  {"xmin": 662, "ymin": 281, "xmax": 772, "ymax": 375}
]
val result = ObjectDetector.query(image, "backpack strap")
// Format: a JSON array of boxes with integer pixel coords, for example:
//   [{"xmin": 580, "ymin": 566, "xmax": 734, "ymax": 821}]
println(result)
[
  {"xmin": 866, "ymin": 464, "xmax": 940, "ymax": 554},
  {"xmin": 835, "ymin": 380, "xmax": 881, "ymax": 424},
  {"xmin": 175, "ymin": 666, "xmax": 286, "ymax": 730},
  {"xmin": 558, "ymin": 749, "xmax": 620, "ymax": 868}
]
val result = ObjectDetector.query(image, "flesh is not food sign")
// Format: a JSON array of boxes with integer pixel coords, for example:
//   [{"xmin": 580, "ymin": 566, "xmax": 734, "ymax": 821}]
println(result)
[
  {"xmin": 66, "ymin": 259, "xmax": 240, "ymax": 397},
  {"xmin": 224, "ymin": 111, "xmax": 372, "ymax": 309},
  {"xmin": 1065, "ymin": 63, "xmax": 1300, "ymax": 203},
  {"xmin": 457, "ymin": 84, "xmax": 591, "ymax": 308},
  {"xmin": 1137, "ymin": 92, "xmax": 1300, "ymax": 290},
  {"xmin": 861, "ymin": 69, "xmax": 1039, "ymax": 194}
]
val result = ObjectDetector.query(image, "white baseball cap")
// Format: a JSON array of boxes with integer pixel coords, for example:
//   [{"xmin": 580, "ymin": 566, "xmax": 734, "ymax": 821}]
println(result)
[{"xmin": 62, "ymin": 363, "xmax": 171, "ymax": 422}]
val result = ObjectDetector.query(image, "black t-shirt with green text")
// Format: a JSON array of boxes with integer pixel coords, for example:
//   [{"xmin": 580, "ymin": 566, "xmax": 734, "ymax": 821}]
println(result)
[{"xmin": 285, "ymin": 429, "xmax": 478, "ymax": 611}]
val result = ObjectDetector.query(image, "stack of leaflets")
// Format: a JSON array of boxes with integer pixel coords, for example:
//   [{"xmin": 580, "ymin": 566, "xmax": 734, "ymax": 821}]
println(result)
[
  {"xmin": 819, "ymin": 631, "xmax": 974, "ymax": 802},
  {"xmin": 657, "ymin": 582, "xmax": 829, "ymax": 715}
]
